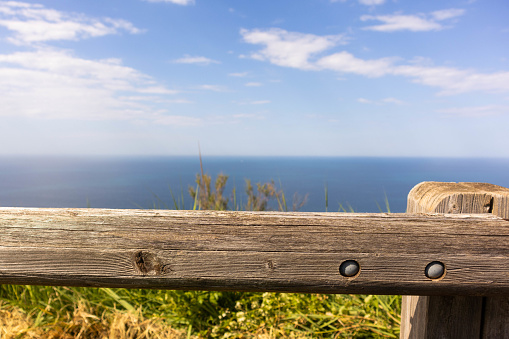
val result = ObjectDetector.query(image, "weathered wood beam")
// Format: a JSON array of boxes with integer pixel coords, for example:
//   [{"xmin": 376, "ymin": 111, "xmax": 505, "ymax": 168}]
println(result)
[
  {"xmin": 400, "ymin": 182, "xmax": 509, "ymax": 339},
  {"xmin": 1, "ymin": 207, "xmax": 508, "ymax": 295}
]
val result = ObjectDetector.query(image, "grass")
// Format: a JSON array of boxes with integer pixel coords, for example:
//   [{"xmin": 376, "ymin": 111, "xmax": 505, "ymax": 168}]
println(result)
[
  {"xmin": 0, "ymin": 161, "xmax": 401, "ymax": 338},
  {"xmin": 0, "ymin": 286, "xmax": 401, "ymax": 338}
]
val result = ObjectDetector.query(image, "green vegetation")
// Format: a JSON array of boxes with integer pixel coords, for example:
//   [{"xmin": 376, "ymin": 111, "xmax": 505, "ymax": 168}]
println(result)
[
  {"xmin": 0, "ymin": 162, "xmax": 401, "ymax": 338},
  {"xmin": 187, "ymin": 153, "xmax": 307, "ymax": 212},
  {"xmin": 0, "ymin": 285, "xmax": 401, "ymax": 338}
]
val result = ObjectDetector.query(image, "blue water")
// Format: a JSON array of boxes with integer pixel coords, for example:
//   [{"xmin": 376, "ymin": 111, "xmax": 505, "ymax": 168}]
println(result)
[{"xmin": 0, "ymin": 156, "xmax": 508, "ymax": 213}]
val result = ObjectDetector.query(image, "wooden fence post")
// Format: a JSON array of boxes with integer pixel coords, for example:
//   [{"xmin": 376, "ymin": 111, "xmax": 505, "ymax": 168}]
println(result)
[{"xmin": 400, "ymin": 182, "xmax": 509, "ymax": 338}]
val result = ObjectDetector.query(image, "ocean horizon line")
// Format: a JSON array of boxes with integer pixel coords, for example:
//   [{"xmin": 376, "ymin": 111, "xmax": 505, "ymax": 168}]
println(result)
[{"xmin": 1, "ymin": 154, "xmax": 509, "ymax": 160}]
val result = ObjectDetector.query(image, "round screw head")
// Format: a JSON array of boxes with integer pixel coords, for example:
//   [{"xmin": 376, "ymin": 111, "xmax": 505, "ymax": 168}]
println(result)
[
  {"xmin": 339, "ymin": 260, "xmax": 360, "ymax": 277},
  {"xmin": 425, "ymin": 261, "xmax": 445, "ymax": 280}
]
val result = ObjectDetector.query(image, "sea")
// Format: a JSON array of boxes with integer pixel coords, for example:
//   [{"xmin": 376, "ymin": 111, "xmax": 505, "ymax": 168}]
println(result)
[{"xmin": 1, "ymin": 156, "xmax": 508, "ymax": 213}]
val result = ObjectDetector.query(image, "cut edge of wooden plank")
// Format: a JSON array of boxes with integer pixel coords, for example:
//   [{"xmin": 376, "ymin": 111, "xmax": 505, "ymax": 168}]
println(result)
[{"xmin": 407, "ymin": 182, "xmax": 509, "ymax": 218}]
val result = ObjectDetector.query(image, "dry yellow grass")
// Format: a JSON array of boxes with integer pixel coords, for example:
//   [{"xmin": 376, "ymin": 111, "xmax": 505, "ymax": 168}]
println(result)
[
  {"xmin": 0, "ymin": 302, "xmax": 187, "ymax": 339},
  {"xmin": 0, "ymin": 303, "xmax": 317, "ymax": 339},
  {"xmin": 0, "ymin": 306, "xmax": 40, "ymax": 338}
]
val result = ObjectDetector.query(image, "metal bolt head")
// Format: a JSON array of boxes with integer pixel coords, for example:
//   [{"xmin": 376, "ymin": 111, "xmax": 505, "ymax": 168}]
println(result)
[
  {"xmin": 425, "ymin": 261, "xmax": 445, "ymax": 280},
  {"xmin": 339, "ymin": 260, "xmax": 360, "ymax": 277}
]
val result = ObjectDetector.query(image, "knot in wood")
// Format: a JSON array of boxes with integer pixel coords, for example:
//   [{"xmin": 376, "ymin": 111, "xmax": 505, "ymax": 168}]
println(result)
[{"xmin": 133, "ymin": 251, "xmax": 164, "ymax": 276}]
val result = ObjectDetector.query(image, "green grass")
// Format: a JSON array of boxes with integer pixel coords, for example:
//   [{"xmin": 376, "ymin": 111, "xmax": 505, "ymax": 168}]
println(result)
[{"xmin": 0, "ymin": 285, "xmax": 401, "ymax": 338}]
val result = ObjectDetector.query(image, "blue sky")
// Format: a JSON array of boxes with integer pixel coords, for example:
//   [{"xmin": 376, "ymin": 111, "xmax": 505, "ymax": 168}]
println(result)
[{"xmin": 0, "ymin": 0, "xmax": 508, "ymax": 157}]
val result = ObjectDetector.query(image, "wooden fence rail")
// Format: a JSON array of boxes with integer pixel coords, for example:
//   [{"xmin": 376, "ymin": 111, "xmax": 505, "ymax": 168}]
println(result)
[
  {"xmin": 0, "ymin": 208, "xmax": 508, "ymax": 295},
  {"xmin": 1, "ymin": 182, "xmax": 509, "ymax": 337}
]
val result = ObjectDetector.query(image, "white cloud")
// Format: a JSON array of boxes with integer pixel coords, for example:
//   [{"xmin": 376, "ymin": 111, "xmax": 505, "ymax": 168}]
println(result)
[
  {"xmin": 229, "ymin": 72, "xmax": 248, "ymax": 77},
  {"xmin": 431, "ymin": 9, "xmax": 466, "ymax": 21},
  {"xmin": 382, "ymin": 97, "xmax": 405, "ymax": 105},
  {"xmin": 0, "ymin": 49, "xmax": 177, "ymax": 94},
  {"xmin": 118, "ymin": 95, "xmax": 191, "ymax": 104},
  {"xmin": 153, "ymin": 115, "xmax": 202, "ymax": 125},
  {"xmin": 361, "ymin": 14, "xmax": 441, "ymax": 32},
  {"xmin": 166, "ymin": 99, "xmax": 193, "ymax": 104},
  {"xmin": 198, "ymin": 84, "xmax": 228, "ymax": 92},
  {"xmin": 173, "ymin": 55, "xmax": 220, "ymax": 65},
  {"xmin": 357, "ymin": 97, "xmax": 405, "ymax": 105},
  {"xmin": 236, "ymin": 100, "xmax": 271, "ymax": 105},
  {"xmin": 0, "ymin": 49, "xmax": 190, "ymax": 123},
  {"xmin": 335, "ymin": 56, "xmax": 509, "ymax": 94},
  {"xmin": 232, "ymin": 113, "xmax": 264, "ymax": 119},
  {"xmin": 0, "ymin": 3, "xmax": 200, "ymax": 126},
  {"xmin": 359, "ymin": 0, "xmax": 385, "ymax": 5},
  {"xmin": 361, "ymin": 8, "xmax": 465, "ymax": 32},
  {"xmin": 143, "ymin": 0, "xmax": 195, "ymax": 5},
  {"xmin": 240, "ymin": 28, "xmax": 346, "ymax": 70},
  {"xmin": 437, "ymin": 105, "xmax": 509, "ymax": 117},
  {"xmin": 245, "ymin": 82, "xmax": 262, "ymax": 87},
  {"xmin": 0, "ymin": 1, "xmax": 141, "ymax": 45},
  {"xmin": 392, "ymin": 65, "xmax": 509, "ymax": 95},
  {"xmin": 137, "ymin": 86, "xmax": 178, "ymax": 95},
  {"xmin": 317, "ymin": 51, "xmax": 395, "ymax": 77},
  {"xmin": 330, "ymin": 0, "xmax": 384, "ymax": 5},
  {"xmin": 242, "ymin": 28, "xmax": 509, "ymax": 95}
]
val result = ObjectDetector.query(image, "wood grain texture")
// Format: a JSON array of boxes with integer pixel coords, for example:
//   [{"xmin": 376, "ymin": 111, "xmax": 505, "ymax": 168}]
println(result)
[
  {"xmin": 401, "ymin": 296, "xmax": 429, "ymax": 339},
  {"xmin": 1, "ymin": 208, "xmax": 509, "ymax": 296},
  {"xmin": 401, "ymin": 295, "xmax": 484, "ymax": 339},
  {"xmin": 407, "ymin": 181, "xmax": 509, "ymax": 218},
  {"xmin": 400, "ymin": 181, "xmax": 509, "ymax": 339},
  {"xmin": 482, "ymin": 296, "xmax": 509, "ymax": 337}
]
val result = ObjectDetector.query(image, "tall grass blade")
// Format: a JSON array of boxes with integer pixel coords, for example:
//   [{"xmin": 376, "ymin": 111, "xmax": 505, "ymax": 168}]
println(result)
[
  {"xmin": 192, "ymin": 184, "xmax": 199, "ymax": 210},
  {"xmin": 232, "ymin": 186, "xmax": 237, "ymax": 211},
  {"xmin": 338, "ymin": 202, "xmax": 355, "ymax": 212},
  {"xmin": 278, "ymin": 179, "xmax": 287, "ymax": 212},
  {"xmin": 168, "ymin": 184, "xmax": 180, "ymax": 210},
  {"xmin": 376, "ymin": 192, "xmax": 391, "ymax": 213},
  {"xmin": 180, "ymin": 182, "xmax": 185, "ymax": 210},
  {"xmin": 131, "ymin": 201, "xmax": 144, "ymax": 209},
  {"xmin": 102, "ymin": 288, "xmax": 135, "ymax": 313},
  {"xmin": 151, "ymin": 192, "xmax": 169, "ymax": 210},
  {"xmin": 324, "ymin": 183, "xmax": 328, "ymax": 212},
  {"xmin": 384, "ymin": 191, "xmax": 391, "ymax": 213}
]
